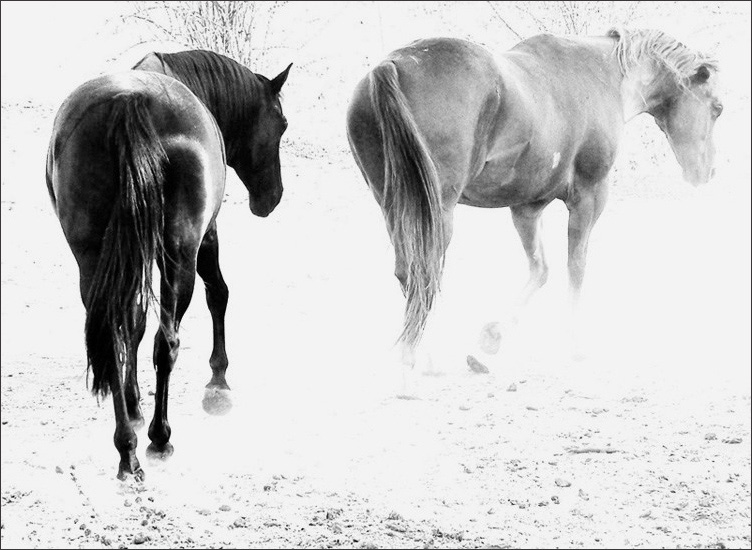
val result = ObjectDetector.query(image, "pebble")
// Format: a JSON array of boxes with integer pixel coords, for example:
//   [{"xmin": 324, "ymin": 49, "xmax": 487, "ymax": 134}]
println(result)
[
  {"xmin": 219, "ymin": 505, "xmax": 231, "ymax": 512},
  {"xmin": 459, "ymin": 404, "xmax": 471, "ymax": 411},
  {"xmin": 133, "ymin": 533, "xmax": 150, "ymax": 545},
  {"xmin": 722, "ymin": 437, "xmax": 742, "ymax": 444},
  {"xmin": 467, "ymin": 355, "xmax": 490, "ymax": 374},
  {"xmin": 55, "ymin": 466, "xmax": 63, "ymax": 474},
  {"xmin": 123, "ymin": 500, "xmax": 132, "ymax": 508},
  {"xmin": 551, "ymin": 496, "xmax": 560, "ymax": 504},
  {"xmin": 705, "ymin": 432, "xmax": 717, "ymax": 440},
  {"xmin": 507, "ymin": 383, "xmax": 517, "ymax": 392},
  {"xmin": 197, "ymin": 508, "xmax": 211, "ymax": 516},
  {"xmin": 555, "ymin": 478, "xmax": 571, "ymax": 488},
  {"xmin": 386, "ymin": 521, "xmax": 407, "ymax": 533},
  {"xmin": 233, "ymin": 517, "xmax": 247, "ymax": 528},
  {"xmin": 578, "ymin": 489, "xmax": 589, "ymax": 501}
]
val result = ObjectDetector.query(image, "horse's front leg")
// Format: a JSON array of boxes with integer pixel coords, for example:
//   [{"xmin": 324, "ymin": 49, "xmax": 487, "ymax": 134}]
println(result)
[
  {"xmin": 565, "ymin": 181, "xmax": 608, "ymax": 360},
  {"xmin": 196, "ymin": 222, "xmax": 233, "ymax": 415},
  {"xmin": 476, "ymin": 201, "xmax": 552, "ymax": 358},
  {"xmin": 146, "ymin": 243, "xmax": 197, "ymax": 460}
]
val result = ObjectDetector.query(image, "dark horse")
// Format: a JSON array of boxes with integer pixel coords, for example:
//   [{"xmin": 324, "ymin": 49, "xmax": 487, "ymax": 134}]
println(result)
[
  {"xmin": 346, "ymin": 28, "xmax": 722, "ymax": 375},
  {"xmin": 46, "ymin": 50, "xmax": 291, "ymax": 479}
]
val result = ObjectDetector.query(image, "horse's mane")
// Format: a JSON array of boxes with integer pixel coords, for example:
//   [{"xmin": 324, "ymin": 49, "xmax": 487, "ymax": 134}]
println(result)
[
  {"xmin": 607, "ymin": 28, "xmax": 718, "ymax": 88},
  {"xmin": 154, "ymin": 50, "xmax": 262, "ymax": 160}
]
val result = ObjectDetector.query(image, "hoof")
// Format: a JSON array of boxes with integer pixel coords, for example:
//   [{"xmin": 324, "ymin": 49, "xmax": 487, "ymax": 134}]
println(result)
[
  {"xmin": 146, "ymin": 441, "xmax": 174, "ymax": 461},
  {"xmin": 466, "ymin": 355, "xmax": 490, "ymax": 374},
  {"xmin": 479, "ymin": 322, "xmax": 502, "ymax": 355},
  {"xmin": 202, "ymin": 386, "xmax": 233, "ymax": 416},
  {"xmin": 117, "ymin": 462, "xmax": 145, "ymax": 482}
]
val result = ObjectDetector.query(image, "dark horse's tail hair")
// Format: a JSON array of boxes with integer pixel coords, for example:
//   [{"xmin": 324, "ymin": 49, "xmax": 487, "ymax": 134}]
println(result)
[
  {"xmin": 85, "ymin": 92, "xmax": 166, "ymax": 397},
  {"xmin": 369, "ymin": 61, "xmax": 445, "ymax": 348}
]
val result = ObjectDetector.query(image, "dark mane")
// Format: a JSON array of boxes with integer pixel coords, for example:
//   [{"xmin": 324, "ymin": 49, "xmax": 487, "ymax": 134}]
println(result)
[{"xmin": 155, "ymin": 50, "xmax": 262, "ymax": 162}]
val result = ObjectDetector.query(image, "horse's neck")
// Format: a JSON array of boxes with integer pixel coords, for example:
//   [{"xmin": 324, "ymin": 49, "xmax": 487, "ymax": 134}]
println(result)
[{"xmin": 619, "ymin": 62, "xmax": 668, "ymax": 122}]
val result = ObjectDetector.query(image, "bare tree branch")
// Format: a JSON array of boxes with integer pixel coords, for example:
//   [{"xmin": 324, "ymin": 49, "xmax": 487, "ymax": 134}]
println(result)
[{"xmin": 486, "ymin": 1, "xmax": 524, "ymax": 41}]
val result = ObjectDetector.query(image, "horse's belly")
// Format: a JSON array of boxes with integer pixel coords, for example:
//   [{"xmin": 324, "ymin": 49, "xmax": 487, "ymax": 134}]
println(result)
[{"xmin": 460, "ymin": 149, "xmax": 569, "ymax": 208}]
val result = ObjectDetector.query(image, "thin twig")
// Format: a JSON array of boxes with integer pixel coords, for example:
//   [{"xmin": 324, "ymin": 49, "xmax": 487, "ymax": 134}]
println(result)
[
  {"xmin": 486, "ymin": 1, "xmax": 524, "ymax": 41},
  {"xmin": 567, "ymin": 447, "xmax": 621, "ymax": 454}
]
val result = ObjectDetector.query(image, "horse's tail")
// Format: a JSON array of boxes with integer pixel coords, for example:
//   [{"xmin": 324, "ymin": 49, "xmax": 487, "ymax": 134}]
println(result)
[
  {"xmin": 85, "ymin": 92, "xmax": 166, "ymax": 397},
  {"xmin": 369, "ymin": 61, "xmax": 445, "ymax": 348}
]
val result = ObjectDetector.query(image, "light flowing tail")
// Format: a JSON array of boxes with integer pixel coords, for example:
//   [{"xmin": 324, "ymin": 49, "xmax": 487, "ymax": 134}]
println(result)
[{"xmin": 369, "ymin": 61, "xmax": 446, "ymax": 348}]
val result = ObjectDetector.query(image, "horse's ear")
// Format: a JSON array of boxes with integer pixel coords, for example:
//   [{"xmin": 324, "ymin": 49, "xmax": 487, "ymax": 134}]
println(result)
[
  {"xmin": 271, "ymin": 63, "xmax": 293, "ymax": 95},
  {"xmin": 692, "ymin": 64, "xmax": 711, "ymax": 84}
]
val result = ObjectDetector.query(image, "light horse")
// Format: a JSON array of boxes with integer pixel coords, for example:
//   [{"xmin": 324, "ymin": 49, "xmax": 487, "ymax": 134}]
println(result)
[
  {"xmin": 46, "ymin": 50, "xmax": 291, "ymax": 479},
  {"xmin": 346, "ymin": 28, "xmax": 722, "ymax": 376}
]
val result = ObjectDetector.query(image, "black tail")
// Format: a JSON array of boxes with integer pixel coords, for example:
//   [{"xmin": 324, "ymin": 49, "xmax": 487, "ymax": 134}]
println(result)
[
  {"xmin": 85, "ymin": 92, "xmax": 166, "ymax": 396},
  {"xmin": 369, "ymin": 61, "xmax": 446, "ymax": 348}
]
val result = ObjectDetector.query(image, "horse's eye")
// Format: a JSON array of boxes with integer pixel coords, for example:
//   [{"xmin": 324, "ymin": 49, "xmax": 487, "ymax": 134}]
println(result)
[{"xmin": 712, "ymin": 103, "xmax": 723, "ymax": 118}]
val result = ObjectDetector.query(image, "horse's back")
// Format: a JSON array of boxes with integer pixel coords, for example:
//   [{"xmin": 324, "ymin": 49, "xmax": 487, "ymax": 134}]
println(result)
[
  {"xmin": 348, "ymin": 35, "xmax": 628, "ymax": 208},
  {"xmin": 468, "ymin": 34, "xmax": 625, "ymax": 200},
  {"xmin": 50, "ymin": 71, "xmax": 218, "ymax": 162},
  {"xmin": 48, "ymin": 71, "xmax": 225, "ymax": 247},
  {"xmin": 347, "ymin": 37, "xmax": 503, "ymax": 200}
]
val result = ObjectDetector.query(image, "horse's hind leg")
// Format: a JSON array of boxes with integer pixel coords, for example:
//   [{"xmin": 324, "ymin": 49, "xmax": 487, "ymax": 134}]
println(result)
[
  {"xmin": 111, "ymin": 366, "xmax": 144, "ymax": 480},
  {"xmin": 396, "ymin": 208, "xmax": 455, "ymax": 394},
  {"xmin": 125, "ymin": 307, "xmax": 147, "ymax": 429},
  {"xmin": 146, "ymin": 242, "xmax": 197, "ymax": 459},
  {"xmin": 76, "ymin": 250, "xmax": 143, "ymax": 479},
  {"xmin": 478, "ymin": 201, "xmax": 551, "ymax": 355},
  {"xmin": 196, "ymin": 222, "xmax": 233, "ymax": 415}
]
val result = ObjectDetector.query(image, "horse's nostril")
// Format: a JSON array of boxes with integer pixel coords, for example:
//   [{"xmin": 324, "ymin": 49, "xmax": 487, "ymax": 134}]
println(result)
[{"xmin": 710, "ymin": 167, "xmax": 716, "ymax": 179}]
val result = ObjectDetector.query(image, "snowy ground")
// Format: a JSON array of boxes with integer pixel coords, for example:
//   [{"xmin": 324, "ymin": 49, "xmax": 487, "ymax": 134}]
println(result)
[{"xmin": 1, "ymin": 2, "xmax": 750, "ymax": 548}]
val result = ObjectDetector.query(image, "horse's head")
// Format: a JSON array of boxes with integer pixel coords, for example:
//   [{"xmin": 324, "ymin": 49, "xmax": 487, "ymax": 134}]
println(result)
[
  {"xmin": 651, "ymin": 63, "xmax": 722, "ymax": 186},
  {"xmin": 231, "ymin": 63, "xmax": 292, "ymax": 217}
]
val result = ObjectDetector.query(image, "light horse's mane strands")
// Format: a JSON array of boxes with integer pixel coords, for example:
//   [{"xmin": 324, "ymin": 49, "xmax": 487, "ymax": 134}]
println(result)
[{"xmin": 607, "ymin": 28, "xmax": 719, "ymax": 89}]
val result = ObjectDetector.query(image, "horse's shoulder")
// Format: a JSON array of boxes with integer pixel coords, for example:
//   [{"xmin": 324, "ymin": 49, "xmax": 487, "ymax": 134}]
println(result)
[{"xmin": 573, "ymin": 127, "xmax": 620, "ymax": 182}]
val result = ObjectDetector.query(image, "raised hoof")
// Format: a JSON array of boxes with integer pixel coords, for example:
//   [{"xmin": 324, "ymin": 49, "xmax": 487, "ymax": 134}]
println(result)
[
  {"xmin": 466, "ymin": 355, "xmax": 490, "ymax": 374},
  {"xmin": 202, "ymin": 386, "xmax": 233, "ymax": 416},
  {"xmin": 145, "ymin": 441, "xmax": 174, "ymax": 461},
  {"xmin": 479, "ymin": 322, "xmax": 502, "ymax": 355}
]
